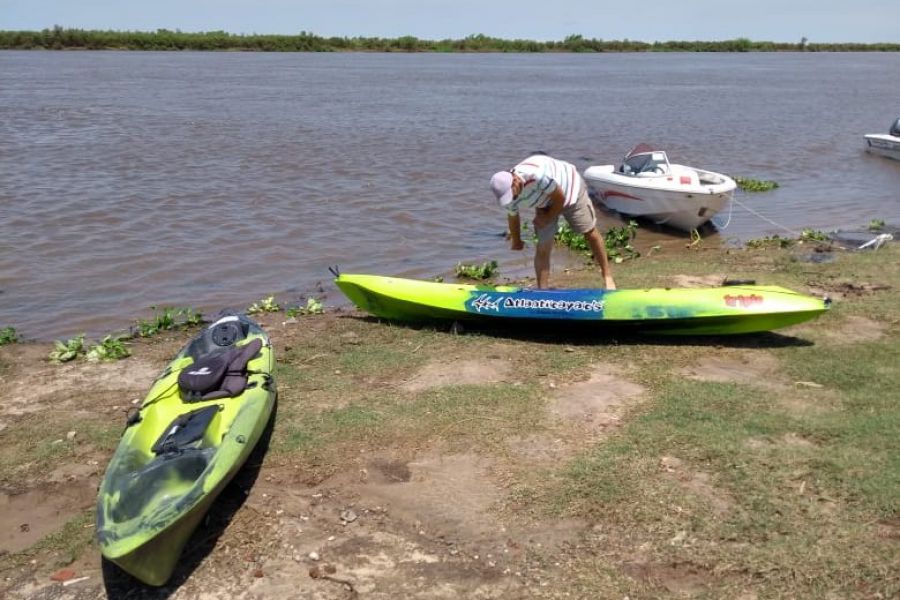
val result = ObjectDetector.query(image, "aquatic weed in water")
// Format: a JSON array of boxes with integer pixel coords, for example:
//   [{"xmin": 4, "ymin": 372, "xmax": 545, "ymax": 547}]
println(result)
[{"xmin": 0, "ymin": 327, "xmax": 18, "ymax": 346}]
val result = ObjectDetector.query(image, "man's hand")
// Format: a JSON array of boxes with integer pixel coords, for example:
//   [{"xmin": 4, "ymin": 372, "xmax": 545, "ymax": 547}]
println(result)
[{"xmin": 604, "ymin": 275, "xmax": 617, "ymax": 290}]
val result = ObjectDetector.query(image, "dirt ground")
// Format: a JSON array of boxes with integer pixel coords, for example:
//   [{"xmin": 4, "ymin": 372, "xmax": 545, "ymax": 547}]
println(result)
[
  {"xmin": 0, "ymin": 307, "xmax": 751, "ymax": 600},
  {"xmin": 1, "ymin": 249, "xmax": 896, "ymax": 599}
]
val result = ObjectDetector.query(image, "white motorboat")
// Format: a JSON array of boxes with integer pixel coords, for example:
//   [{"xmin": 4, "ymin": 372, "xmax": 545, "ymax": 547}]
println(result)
[
  {"xmin": 584, "ymin": 144, "xmax": 736, "ymax": 232},
  {"xmin": 863, "ymin": 118, "xmax": 900, "ymax": 161}
]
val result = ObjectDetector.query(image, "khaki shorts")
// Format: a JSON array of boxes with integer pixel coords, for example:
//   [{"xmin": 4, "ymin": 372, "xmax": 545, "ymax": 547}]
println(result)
[{"xmin": 536, "ymin": 186, "xmax": 597, "ymax": 244}]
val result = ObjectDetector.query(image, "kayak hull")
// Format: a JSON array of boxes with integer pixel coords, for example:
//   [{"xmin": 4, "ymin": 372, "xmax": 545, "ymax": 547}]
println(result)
[
  {"xmin": 96, "ymin": 315, "xmax": 276, "ymax": 586},
  {"xmin": 335, "ymin": 274, "xmax": 828, "ymax": 335}
]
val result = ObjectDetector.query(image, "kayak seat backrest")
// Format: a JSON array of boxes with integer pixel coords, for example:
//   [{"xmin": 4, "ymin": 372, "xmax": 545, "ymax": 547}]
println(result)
[
  {"xmin": 178, "ymin": 338, "xmax": 264, "ymax": 402},
  {"xmin": 151, "ymin": 404, "xmax": 221, "ymax": 455}
]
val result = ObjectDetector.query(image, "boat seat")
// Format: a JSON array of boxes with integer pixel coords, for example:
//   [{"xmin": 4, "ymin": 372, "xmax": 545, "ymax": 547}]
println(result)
[{"xmin": 178, "ymin": 338, "xmax": 263, "ymax": 401}]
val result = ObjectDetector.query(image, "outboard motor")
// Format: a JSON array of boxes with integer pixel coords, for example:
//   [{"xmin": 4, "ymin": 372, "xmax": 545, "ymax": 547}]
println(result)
[{"xmin": 890, "ymin": 118, "xmax": 900, "ymax": 138}]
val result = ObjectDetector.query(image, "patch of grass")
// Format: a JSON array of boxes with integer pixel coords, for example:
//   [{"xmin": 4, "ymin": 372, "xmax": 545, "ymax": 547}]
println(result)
[
  {"xmin": 867, "ymin": 218, "xmax": 885, "ymax": 231},
  {"xmin": 26, "ymin": 511, "xmax": 94, "ymax": 567},
  {"xmin": 276, "ymin": 382, "xmax": 544, "ymax": 462},
  {"xmin": 0, "ymin": 414, "xmax": 119, "ymax": 485}
]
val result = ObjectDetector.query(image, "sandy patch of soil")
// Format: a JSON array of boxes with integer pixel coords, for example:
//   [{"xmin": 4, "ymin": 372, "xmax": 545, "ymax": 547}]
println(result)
[
  {"xmin": 806, "ymin": 280, "xmax": 891, "ymax": 302},
  {"xmin": 0, "ymin": 354, "xmax": 160, "ymax": 418},
  {"xmin": 402, "ymin": 359, "xmax": 515, "ymax": 393},
  {"xmin": 659, "ymin": 456, "xmax": 733, "ymax": 516},
  {"xmin": 547, "ymin": 363, "xmax": 645, "ymax": 433},
  {"xmin": 814, "ymin": 315, "xmax": 890, "ymax": 344},
  {"xmin": 622, "ymin": 560, "xmax": 717, "ymax": 596},
  {"xmin": 666, "ymin": 274, "xmax": 730, "ymax": 288},
  {"xmin": 0, "ymin": 479, "xmax": 98, "ymax": 554},
  {"xmin": 677, "ymin": 351, "xmax": 785, "ymax": 389}
]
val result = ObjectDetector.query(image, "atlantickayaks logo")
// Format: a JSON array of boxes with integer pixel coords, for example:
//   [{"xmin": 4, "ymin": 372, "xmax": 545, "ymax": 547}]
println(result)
[{"xmin": 467, "ymin": 292, "xmax": 604, "ymax": 319}]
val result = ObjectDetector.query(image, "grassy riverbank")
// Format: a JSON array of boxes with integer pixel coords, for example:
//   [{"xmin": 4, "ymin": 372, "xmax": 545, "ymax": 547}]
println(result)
[
  {"xmin": 3, "ymin": 28, "xmax": 900, "ymax": 52},
  {"xmin": 0, "ymin": 242, "xmax": 897, "ymax": 598}
]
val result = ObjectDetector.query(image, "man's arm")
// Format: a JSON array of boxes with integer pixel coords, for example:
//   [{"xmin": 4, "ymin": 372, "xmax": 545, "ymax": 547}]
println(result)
[{"xmin": 508, "ymin": 212, "xmax": 524, "ymax": 250}]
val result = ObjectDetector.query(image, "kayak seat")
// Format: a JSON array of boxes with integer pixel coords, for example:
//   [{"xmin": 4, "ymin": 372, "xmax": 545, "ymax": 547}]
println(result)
[
  {"xmin": 178, "ymin": 338, "xmax": 264, "ymax": 402},
  {"xmin": 151, "ymin": 404, "xmax": 222, "ymax": 455}
]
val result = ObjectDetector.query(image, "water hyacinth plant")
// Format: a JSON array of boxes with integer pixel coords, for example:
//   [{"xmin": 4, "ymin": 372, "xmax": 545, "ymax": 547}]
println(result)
[
  {"xmin": 732, "ymin": 176, "xmax": 780, "ymax": 192},
  {"xmin": 0, "ymin": 327, "xmax": 18, "ymax": 346},
  {"xmin": 285, "ymin": 297, "xmax": 324, "ymax": 318},
  {"xmin": 247, "ymin": 296, "xmax": 281, "ymax": 314},
  {"xmin": 455, "ymin": 260, "xmax": 499, "ymax": 280},
  {"xmin": 745, "ymin": 234, "xmax": 795, "ymax": 249},
  {"xmin": 603, "ymin": 221, "xmax": 640, "ymax": 262},
  {"xmin": 86, "ymin": 335, "xmax": 131, "ymax": 362},
  {"xmin": 133, "ymin": 307, "xmax": 202, "ymax": 338},
  {"xmin": 799, "ymin": 229, "xmax": 829, "ymax": 242},
  {"xmin": 554, "ymin": 220, "xmax": 640, "ymax": 263},
  {"xmin": 48, "ymin": 335, "xmax": 86, "ymax": 363}
]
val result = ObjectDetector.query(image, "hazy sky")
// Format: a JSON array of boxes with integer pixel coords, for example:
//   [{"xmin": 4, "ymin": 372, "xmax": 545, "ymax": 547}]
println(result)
[{"xmin": 3, "ymin": 0, "xmax": 899, "ymax": 43}]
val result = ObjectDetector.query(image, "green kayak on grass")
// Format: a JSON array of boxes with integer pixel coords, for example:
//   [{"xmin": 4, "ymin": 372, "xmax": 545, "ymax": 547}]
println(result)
[
  {"xmin": 335, "ymin": 273, "xmax": 829, "ymax": 335},
  {"xmin": 96, "ymin": 313, "xmax": 275, "ymax": 586}
]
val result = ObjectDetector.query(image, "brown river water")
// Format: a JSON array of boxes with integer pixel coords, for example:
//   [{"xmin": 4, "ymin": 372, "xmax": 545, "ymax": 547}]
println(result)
[{"xmin": 1, "ymin": 51, "xmax": 898, "ymax": 340}]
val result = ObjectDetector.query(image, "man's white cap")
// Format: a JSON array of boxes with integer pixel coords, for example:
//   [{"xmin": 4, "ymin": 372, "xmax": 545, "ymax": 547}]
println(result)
[{"xmin": 490, "ymin": 171, "xmax": 514, "ymax": 208}]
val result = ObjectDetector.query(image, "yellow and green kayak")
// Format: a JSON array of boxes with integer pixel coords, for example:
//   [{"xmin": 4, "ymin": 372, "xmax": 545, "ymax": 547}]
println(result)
[
  {"xmin": 335, "ymin": 274, "xmax": 829, "ymax": 335},
  {"xmin": 96, "ymin": 314, "xmax": 276, "ymax": 586}
]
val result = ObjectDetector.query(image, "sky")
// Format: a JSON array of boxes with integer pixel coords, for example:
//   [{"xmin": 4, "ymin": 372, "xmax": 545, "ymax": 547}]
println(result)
[{"xmin": 2, "ymin": 0, "xmax": 900, "ymax": 44}]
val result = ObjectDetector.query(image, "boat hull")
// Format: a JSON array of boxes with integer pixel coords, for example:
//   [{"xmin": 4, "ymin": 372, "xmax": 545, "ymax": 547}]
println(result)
[
  {"xmin": 335, "ymin": 274, "xmax": 828, "ymax": 336},
  {"xmin": 584, "ymin": 165, "xmax": 735, "ymax": 231},
  {"xmin": 864, "ymin": 134, "xmax": 900, "ymax": 161},
  {"xmin": 96, "ymin": 315, "xmax": 276, "ymax": 586}
]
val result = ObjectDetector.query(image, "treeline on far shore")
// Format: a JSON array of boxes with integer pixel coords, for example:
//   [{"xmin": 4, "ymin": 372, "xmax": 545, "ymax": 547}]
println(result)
[{"xmin": 2, "ymin": 27, "xmax": 899, "ymax": 53}]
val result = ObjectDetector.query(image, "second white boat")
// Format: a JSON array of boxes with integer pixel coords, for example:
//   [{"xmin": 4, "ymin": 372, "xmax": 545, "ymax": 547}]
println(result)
[
  {"xmin": 584, "ymin": 144, "xmax": 736, "ymax": 232},
  {"xmin": 864, "ymin": 118, "xmax": 900, "ymax": 161}
]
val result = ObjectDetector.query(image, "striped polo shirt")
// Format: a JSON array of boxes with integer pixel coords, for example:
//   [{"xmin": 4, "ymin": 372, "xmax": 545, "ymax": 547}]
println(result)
[{"xmin": 508, "ymin": 155, "xmax": 584, "ymax": 215}]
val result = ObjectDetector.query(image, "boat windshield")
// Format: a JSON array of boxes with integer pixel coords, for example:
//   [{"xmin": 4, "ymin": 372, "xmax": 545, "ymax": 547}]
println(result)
[
  {"xmin": 890, "ymin": 118, "xmax": 900, "ymax": 137},
  {"xmin": 621, "ymin": 151, "xmax": 669, "ymax": 175}
]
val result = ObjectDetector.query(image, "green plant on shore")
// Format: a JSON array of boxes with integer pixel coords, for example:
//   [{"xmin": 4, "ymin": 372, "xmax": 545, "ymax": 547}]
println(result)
[
  {"xmin": 604, "ymin": 221, "xmax": 640, "ymax": 262},
  {"xmin": 732, "ymin": 176, "xmax": 780, "ymax": 192},
  {"xmin": 552, "ymin": 220, "xmax": 640, "ymax": 263},
  {"xmin": 455, "ymin": 260, "xmax": 499, "ymax": 280},
  {"xmin": 247, "ymin": 296, "xmax": 280, "ymax": 315},
  {"xmin": 686, "ymin": 228, "xmax": 704, "ymax": 249},
  {"xmin": 745, "ymin": 235, "xmax": 794, "ymax": 249},
  {"xmin": 431, "ymin": 275, "xmax": 445, "ymax": 283},
  {"xmin": 285, "ymin": 297, "xmax": 324, "ymax": 318},
  {"xmin": 555, "ymin": 221, "xmax": 591, "ymax": 253},
  {"xmin": 86, "ymin": 335, "xmax": 131, "ymax": 362},
  {"xmin": 0, "ymin": 327, "xmax": 18, "ymax": 346},
  {"xmin": 133, "ymin": 307, "xmax": 202, "ymax": 337},
  {"xmin": 799, "ymin": 228, "xmax": 829, "ymax": 242},
  {"xmin": 48, "ymin": 335, "xmax": 86, "ymax": 363},
  {"xmin": 868, "ymin": 219, "xmax": 885, "ymax": 231}
]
